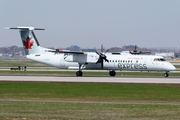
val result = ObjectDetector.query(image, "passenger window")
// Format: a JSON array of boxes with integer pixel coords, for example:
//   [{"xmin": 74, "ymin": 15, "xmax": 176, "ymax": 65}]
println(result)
[{"xmin": 112, "ymin": 60, "xmax": 114, "ymax": 62}]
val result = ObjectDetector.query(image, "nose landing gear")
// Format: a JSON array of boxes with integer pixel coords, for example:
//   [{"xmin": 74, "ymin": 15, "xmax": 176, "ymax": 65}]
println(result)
[{"xmin": 164, "ymin": 72, "xmax": 169, "ymax": 77}]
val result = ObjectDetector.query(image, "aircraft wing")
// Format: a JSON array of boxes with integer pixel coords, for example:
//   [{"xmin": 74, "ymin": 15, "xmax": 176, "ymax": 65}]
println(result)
[
  {"xmin": 130, "ymin": 51, "xmax": 151, "ymax": 54},
  {"xmin": 47, "ymin": 49, "xmax": 86, "ymax": 54}
]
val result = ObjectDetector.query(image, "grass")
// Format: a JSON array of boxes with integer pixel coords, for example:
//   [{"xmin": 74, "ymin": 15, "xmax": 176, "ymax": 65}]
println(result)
[
  {"xmin": 1, "ymin": 82, "xmax": 180, "ymax": 103},
  {"xmin": 0, "ymin": 60, "xmax": 49, "ymax": 67},
  {"xmin": 1, "ymin": 82, "xmax": 180, "ymax": 119},
  {"xmin": 0, "ymin": 101, "xmax": 180, "ymax": 120},
  {"xmin": 175, "ymin": 65, "xmax": 180, "ymax": 68}
]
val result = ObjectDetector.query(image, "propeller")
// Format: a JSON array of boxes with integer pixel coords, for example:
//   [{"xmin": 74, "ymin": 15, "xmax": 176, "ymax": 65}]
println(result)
[
  {"xmin": 129, "ymin": 45, "xmax": 137, "ymax": 53},
  {"xmin": 130, "ymin": 45, "xmax": 151, "ymax": 54},
  {"xmin": 134, "ymin": 45, "xmax": 137, "ymax": 52},
  {"xmin": 95, "ymin": 49, "xmax": 109, "ymax": 69}
]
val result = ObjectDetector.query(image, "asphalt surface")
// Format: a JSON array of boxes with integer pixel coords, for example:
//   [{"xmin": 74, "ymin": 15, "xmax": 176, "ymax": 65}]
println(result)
[{"xmin": 0, "ymin": 75, "xmax": 180, "ymax": 84}]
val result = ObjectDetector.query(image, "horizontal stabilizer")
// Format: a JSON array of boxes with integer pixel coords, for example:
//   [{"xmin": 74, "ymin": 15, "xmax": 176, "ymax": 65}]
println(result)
[{"xmin": 5, "ymin": 26, "xmax": 45, "ymax": 30}]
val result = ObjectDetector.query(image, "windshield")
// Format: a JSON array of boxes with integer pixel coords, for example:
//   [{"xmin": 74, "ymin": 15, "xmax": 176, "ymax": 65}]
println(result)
[{"xmin": 153, "ymin": 58, "xmax": 166, "ymax": 62}]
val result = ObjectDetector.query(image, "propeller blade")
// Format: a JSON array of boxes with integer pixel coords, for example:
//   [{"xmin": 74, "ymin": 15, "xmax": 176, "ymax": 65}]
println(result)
[
  {"xmin": 105, "ymin": 58, "xmax": 109, "ymax": 62},
  {"xmin": 95, "ymin": 59, "xmax": 100, "ymax": 64},
  {"xmin": 101, "ymin": 62, "xmax": 103, "ymax": 69},
  {"xmin": 105, "ymin": 49, "xmax": 109, "ymax": 54},
  {"xmin": 96, "ymin": 58, "xmax": 103, "ymax": 64},
  {"xmin": 95, "ymin": 51, "xmax": 101, "ymax": 55},
  {"xmin": 134, "ymin": 45, "xmax": 137, "ymax": 52}
]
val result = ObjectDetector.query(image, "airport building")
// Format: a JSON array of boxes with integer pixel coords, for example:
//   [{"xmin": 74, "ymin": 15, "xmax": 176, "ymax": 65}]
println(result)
[
  {"xmin": 174, "ymin": 53, "xmax": 180, "ymax": 57},
  {"xmin": 154, "ymin": 52, "xmax": 174, "ymax": 58}
]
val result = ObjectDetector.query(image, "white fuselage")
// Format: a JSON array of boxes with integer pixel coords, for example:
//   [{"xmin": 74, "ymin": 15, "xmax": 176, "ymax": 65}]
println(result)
[{"xmin": 26, "ymin": 52, "xmax": 176, "ymax": 72}]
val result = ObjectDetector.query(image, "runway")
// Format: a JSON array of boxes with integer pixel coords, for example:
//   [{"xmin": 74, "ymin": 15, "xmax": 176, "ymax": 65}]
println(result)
[{"xmin": 0, "ymin": 75, "xmax": 180, "ymax": 84}]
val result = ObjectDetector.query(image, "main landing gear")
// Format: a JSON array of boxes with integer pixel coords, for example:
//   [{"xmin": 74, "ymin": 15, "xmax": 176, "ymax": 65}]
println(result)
[
  {"xmin": 164, "ymin": 72, "xmax": 169, "ymax": 77},
  {"xmin": 109, "ymin": 71, "xmax": 116, "ymax": 76},
  {"xmin": 76, "ymin": 64, "xmax": 83, "ymax": 76},
  {"xmin": 76, "ymin": 71, "xmax": 83, "ymax": 76}
]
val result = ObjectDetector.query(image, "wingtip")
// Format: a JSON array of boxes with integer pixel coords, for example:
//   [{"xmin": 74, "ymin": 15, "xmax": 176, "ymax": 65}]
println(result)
[{"xmin": 4, "ymin": 27, "xmax": 10, "ymax": 30}]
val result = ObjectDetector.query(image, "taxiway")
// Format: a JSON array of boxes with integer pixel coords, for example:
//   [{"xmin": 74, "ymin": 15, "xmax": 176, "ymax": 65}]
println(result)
[{"xmin": 0, "ymin": 75, "xmax": 180, "ymax": 84}]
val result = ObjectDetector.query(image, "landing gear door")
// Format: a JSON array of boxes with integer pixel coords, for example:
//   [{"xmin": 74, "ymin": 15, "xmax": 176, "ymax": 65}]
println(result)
[{"xmin": 60, "ymin": 56, "xmax": 65, "ymax": 67}]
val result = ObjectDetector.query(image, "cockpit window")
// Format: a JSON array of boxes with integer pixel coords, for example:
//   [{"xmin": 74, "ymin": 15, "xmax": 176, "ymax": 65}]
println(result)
[
  {"xmin": 160, "ymin": 58, "xmax": 166, "ymax": 61},
  {"xmin": 154, "ymin": 58, "xmax": 166, "ymax": 62}
]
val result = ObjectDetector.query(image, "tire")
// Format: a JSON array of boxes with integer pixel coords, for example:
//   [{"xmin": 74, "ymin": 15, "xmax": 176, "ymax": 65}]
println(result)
[
  {"xmin": 109, "ymin": 71, "xmax": 116, "ymax": 76},
  {"xmin": 76, "ymin": 71, "xmax": 83, "ymax": 76},
  {"xmin": 164, "ymin": 73, "xmax": 169, "ymax": 77}
]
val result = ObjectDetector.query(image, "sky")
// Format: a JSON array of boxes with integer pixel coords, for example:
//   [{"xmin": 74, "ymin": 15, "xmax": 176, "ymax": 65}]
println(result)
[{"xmin": 1, "ymin": 0, "xmax": 180, "ymax": 49}]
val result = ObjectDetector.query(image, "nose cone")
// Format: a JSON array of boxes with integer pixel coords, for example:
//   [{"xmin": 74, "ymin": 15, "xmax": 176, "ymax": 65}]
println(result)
[
  {"xmin": 167, "ymin": 63, "xmax": 176, "ymax": 71},
  {"xmin": 169, "ymin": 65, "xmax": 176, "ymax": 71}
]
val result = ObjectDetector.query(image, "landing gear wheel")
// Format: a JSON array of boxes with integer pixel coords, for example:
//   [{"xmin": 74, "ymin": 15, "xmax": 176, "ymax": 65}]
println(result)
[
  {"xmin": 76, "ymin": 71, "xmax": 83, "ymax": 76},
  {"xmin": 164, "ymin": 73, "xmax": 169, "ymax": 77},
  {"xmin": 109, "ymin": 71, "xmax": 116, "ymax": 76}
]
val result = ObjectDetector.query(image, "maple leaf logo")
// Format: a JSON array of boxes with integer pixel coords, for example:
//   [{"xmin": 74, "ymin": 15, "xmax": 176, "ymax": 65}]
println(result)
[{"xmin": 23, "ymin": 37, "xmax": 34, "ymax": 49}]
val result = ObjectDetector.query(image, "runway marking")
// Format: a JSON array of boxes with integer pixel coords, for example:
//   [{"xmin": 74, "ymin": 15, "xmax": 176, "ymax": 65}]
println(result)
[{"xmin": 0, "ymin": 99, "xmax": 180, "ymax": 106}]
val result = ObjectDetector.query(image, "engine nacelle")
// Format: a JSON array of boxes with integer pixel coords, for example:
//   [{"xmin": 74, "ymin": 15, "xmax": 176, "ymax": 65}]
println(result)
[
  {"xmin": 64, "ymin": 55, "xmax": 73, "ymax": 62},
  {"xmin": 64, "ymin": 53, "xmax": 98, "ymax": 64}
]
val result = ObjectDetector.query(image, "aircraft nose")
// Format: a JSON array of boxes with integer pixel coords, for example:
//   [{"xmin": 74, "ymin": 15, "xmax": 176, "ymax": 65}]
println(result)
[
  {"xmin": 171, "ymin": 65, "xmax": 176, "ymax": 71},
  {"xmin": 168, "ymin": 64, "xmax": 176, "ymax": 71},
  {"xmin": 164, "ymin": 63, "xmax": 176, "ymax": 71}
]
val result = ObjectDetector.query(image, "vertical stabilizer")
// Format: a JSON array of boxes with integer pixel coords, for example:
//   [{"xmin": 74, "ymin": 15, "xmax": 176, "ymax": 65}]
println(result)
[{"xmin": 6, "ymin": 27, "xmax": 44, "ymax": 55}]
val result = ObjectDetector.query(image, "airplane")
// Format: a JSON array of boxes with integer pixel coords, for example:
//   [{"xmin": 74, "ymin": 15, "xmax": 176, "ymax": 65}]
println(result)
[{"xmin": 6, "ymin": 26, "xmax": 176, "ymax": 77}]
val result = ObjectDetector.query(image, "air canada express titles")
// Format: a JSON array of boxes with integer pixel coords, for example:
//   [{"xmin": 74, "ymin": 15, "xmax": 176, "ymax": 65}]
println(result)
[{"xmin": 118, "ymin": 63, "xmax": 147, "ymax": 69}]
